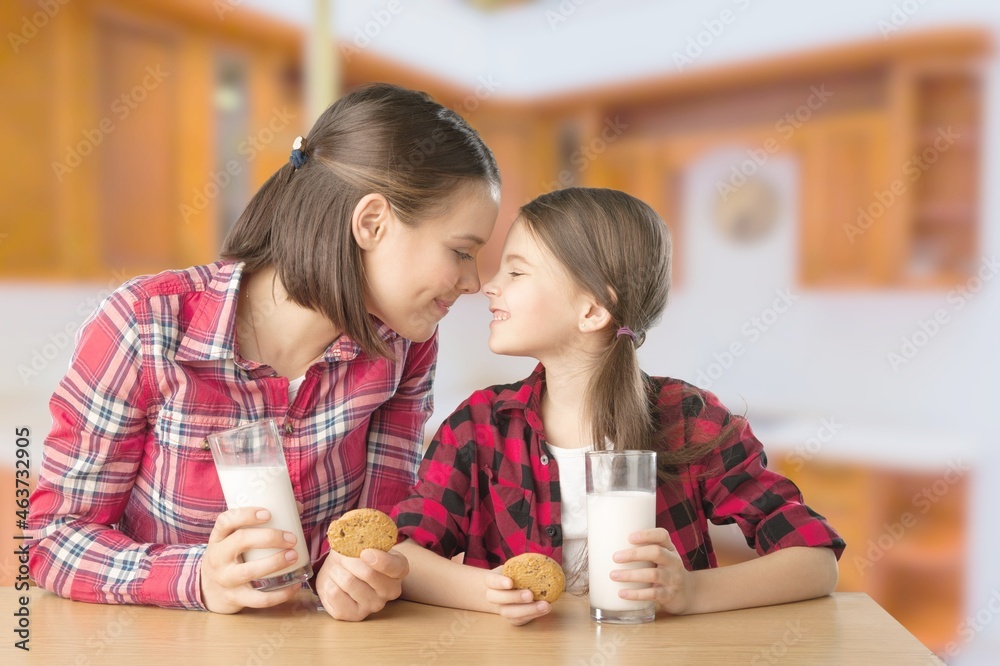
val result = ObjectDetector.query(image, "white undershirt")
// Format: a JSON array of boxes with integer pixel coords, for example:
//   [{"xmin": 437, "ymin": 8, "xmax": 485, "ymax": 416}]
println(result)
[
  {"xmin": 547, "ymin": 443, "xmax": 591, "ymax": 593},
  {"xmin": 287, "ymin": 375, "xmax": 306, "ymax": 401}
]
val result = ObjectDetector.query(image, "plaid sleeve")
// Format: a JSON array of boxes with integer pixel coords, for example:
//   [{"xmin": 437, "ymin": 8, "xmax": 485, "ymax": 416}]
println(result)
[
  {"xmin": 359, "ymin": 333, "xmax": 437, "ymax": 515},
  {"xmin": 27, "ymin": 287, "xmax": 207, "ymax": 609},
  {"xmin": 390, "ymin": 404, "xmax": 477, "ymax": 559},
  {"xmin": 693, "ymin": 391, "xmax": 846, "ymax": 560}
]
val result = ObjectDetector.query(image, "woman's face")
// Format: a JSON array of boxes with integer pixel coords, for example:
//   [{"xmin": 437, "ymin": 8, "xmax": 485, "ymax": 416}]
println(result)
[
  {"xmin": 361, "ymin": 186, "xmax": 500, "ymax": 342},
  {"xmin": 482, "ymin": 218, "xmax": 589, "ymax": 361}
]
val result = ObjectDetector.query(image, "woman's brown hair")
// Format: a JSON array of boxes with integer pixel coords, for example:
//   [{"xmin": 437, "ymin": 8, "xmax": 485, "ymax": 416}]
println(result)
[
  {"xmin": 221, "ymin": 83, "xmax": 501, "ymax": 358},
  {"xmin": 518, "ymin": 187, "xmax": 740, "ymax": 481}
]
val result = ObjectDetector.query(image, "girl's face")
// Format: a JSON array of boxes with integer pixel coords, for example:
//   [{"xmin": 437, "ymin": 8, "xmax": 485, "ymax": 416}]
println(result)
[
  {"xmin": 361, "ymin": 187, "xmax": 499, "ymax": 343},
  {"xmin": 483, "ymin": 218, "xmax": 591, "ymax": 360}
]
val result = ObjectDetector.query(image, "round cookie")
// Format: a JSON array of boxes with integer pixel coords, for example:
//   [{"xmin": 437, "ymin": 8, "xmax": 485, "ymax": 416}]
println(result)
[
  {"xmin": 502, "ymin": 553, "xmax": 566, "ymax": 603},
  {"xmin": 326, "ymin": 508, "xmax": 398, "ymax": 558}
]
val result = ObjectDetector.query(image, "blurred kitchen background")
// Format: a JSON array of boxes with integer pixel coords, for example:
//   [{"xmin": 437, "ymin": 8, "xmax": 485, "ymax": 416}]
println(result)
[{"xmin": 1, "ymin": 0, "xmax": 998, "ymax": 661}]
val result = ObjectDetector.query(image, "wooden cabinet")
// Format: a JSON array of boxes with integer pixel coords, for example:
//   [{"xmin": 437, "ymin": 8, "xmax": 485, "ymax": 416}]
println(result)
[
  {"xmin": 771, "ymin": 455, "xmax": 968, "ymax": 655},
  {"xmin": 539, "ymin": 30, "xmax": 989, "ymax": 291},
  {"xmin": 0, "ymin": 0, "xmax": 303, "ymax": 280},
  {"xmin": 797, "ymin": 113, "xmax": 895, "ymax": 287}
]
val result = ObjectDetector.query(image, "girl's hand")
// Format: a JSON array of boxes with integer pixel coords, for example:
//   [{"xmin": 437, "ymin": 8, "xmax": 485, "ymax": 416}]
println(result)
[
  {"xmin": 611, "ymin": 527, "xmax": 693, "ymax": 615},
  {"xmin": 200, "ymin": 507, "xmax": 303, "ymax": 614},
  {"xmin": 316, "ymin": 548, "xmax": 409, "ymax": 621},
  {"xmin": 484, "ymin": 567, "xmax": 551, "ymax": 626}
]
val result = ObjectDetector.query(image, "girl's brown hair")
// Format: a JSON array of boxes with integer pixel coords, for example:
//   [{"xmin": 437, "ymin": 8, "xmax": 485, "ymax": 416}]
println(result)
[
  {"xmin": 221, "ymin": 83, "xmax": 501, "ymax": 358},
  {"xmin": 518, "ymin": 187, "xmax": 739, "ymax": 481}
]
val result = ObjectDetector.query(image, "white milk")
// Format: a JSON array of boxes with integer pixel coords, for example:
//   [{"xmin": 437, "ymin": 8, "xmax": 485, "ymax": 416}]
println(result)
[
  {"xmin": 587, "ymin": 490, "xmax": 656, "ymax": 611},
  {"xmin": 216, "ymin": 465, "xmax": 311, "ymax": 577}
]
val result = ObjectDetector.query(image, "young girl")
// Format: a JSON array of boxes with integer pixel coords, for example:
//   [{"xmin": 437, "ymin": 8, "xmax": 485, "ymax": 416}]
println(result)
[
  {"xmin": 27, "ymin": 83, "xmax": 500, "ymax": 620},
  {"xmin": 392, "ymin": 187, "xmax": 845, "ymax": 625}
]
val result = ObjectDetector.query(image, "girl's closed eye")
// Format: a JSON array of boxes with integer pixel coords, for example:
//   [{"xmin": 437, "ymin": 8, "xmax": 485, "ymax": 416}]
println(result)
[{"xmin": 508, "ymin": 271, "xmax": 523, "ymax": 278}]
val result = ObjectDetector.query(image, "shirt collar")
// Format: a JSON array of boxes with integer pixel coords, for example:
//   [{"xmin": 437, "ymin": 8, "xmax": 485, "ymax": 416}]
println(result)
[
  {"xmin": 174, "ymin": 261, "xmax": 399, "ymax": 364},
  {"xmin": 493, "ymin": 362, "xmax": 546, "ymax": 432}
]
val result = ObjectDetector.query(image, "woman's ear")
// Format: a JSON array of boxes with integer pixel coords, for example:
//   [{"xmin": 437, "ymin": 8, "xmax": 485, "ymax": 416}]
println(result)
[{"xmin": 352, "ymin": 193, "xmax": 393, "ymax": 250}]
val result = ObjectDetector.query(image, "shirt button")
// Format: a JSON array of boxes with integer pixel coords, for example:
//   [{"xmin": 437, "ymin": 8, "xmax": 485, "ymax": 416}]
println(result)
[
  {"xmin": 545, "ymin": 526, "xmax": 558, "ymax": 538},
  {"xmin": 201, "ymin": 439, "xmax": 210, "ymax": 451},
  {"xmin": 540, "ymin": 454, "xmax": 550, "ymax": 465},
  {"xmin": 284, "ymin": 423, "xmax": 294, "ymax": 435}
]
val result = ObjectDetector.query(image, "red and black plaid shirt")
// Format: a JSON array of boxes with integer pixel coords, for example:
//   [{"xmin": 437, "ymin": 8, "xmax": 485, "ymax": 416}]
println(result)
[{"xmin": 392, "ymin": 364, "xmax": 845, "ymax": 570}]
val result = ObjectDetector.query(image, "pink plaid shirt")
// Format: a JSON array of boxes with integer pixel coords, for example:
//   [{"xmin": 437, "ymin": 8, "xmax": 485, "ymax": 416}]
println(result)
[{"xmin": 27, "ymin": 262, "xmax": 436, "ymax": 609}]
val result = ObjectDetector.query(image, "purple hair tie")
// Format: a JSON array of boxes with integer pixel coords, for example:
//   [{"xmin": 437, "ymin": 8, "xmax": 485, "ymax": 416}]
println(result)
[{"xmin": 616, "ymin": 327, "xmax": 637, "ymax": 342}]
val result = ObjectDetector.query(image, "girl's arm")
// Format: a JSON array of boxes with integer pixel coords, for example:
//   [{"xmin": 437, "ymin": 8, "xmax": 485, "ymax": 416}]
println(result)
[
  {"xmin": 612, "ymin": 529, "xmax": 838, "ymax": 615},
  {"xmin": 395, "ymin": 539, "xmax": 552, "ymax": 624},
  {"xmin": 684, "ymin": 545, "xmax": 838, "ymax": 613}
]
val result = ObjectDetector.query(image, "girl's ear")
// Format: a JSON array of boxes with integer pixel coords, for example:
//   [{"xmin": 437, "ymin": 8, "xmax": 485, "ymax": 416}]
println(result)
[
  {"xmin": 352, "ymin": 193, "xmax": 393, "ymax": 250},
  {"xmin": 579, "ymin": 298, "xmax": 612, "ymax": 333}
]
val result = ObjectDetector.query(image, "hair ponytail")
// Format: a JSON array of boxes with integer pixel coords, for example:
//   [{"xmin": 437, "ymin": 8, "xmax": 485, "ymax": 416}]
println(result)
[{"xmin": 585, "ymin": 331, "xmax": 652, "ymax": 453}]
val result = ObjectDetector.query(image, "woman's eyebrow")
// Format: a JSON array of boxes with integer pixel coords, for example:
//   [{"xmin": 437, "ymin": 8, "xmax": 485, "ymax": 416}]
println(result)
[{"xmin": 450, "ymin": 233, "xmax": 487, "ymax": 246}]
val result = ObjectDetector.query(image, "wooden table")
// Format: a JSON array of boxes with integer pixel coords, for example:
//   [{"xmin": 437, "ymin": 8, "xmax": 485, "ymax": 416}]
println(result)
[{"xmin": 2, "ymin": 587, "xmax": 941, "ymax": 665}]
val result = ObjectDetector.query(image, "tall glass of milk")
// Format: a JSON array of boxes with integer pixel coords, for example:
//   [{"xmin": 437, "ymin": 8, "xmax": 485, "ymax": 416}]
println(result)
[
  {"xmin": 585, "ymin": 450, "xmax": 657, "ymax": 623},
  {"xmin": 207, "ymin": 419, "xmax": 312, "ymax": 591}
]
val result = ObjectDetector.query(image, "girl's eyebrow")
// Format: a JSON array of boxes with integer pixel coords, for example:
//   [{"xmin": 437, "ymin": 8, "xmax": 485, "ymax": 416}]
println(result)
[{"xmin": 503, "ymin": 253, "xmax": 532, "ymax": 266}]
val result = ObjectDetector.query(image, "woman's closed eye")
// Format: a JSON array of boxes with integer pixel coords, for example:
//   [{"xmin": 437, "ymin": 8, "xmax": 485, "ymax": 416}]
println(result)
[{"xmin": 454, "ymin": 249, "xmax": 474, "ymax": 261}]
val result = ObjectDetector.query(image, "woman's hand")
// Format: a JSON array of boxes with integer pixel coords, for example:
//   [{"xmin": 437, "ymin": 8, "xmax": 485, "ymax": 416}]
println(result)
[
  {"xmin": 484, "ymin": 567, "xmax": 551, "ymax": 626},
  {"xmin": 610, "ymin": 527, "xmax": 694, "ymax": 615},
  {"xmin": 199, "ymin": 507, "xmax": 303, "ymax": 614},
  {"xmin": 315, "ymin": 548, "xmax": 409, "ymax": 621}
]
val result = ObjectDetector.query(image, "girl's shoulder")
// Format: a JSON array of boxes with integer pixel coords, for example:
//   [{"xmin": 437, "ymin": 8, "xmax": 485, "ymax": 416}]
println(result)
[
  {"xmin": 441, "ymin": 371, "xmax": 541, "ymax": 434},
  {"xmin": 644, "ymin": 374, "xmax": 733, "ymax": 421}
]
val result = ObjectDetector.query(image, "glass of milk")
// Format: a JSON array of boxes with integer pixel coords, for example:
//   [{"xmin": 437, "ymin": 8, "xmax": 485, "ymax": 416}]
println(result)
[
  {"xmin": 207, "ymin": 419, "xmax": 312, "ymax": 591},
  {"xmin": 586, "ymin": 450, "xmax": 657, "ymax": 623}
]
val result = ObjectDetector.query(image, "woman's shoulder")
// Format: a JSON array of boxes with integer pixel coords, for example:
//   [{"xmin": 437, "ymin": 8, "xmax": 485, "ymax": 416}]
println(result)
[{"xmin": 115, "ymin": 261, "xmax": 236, "ymax": 300}]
